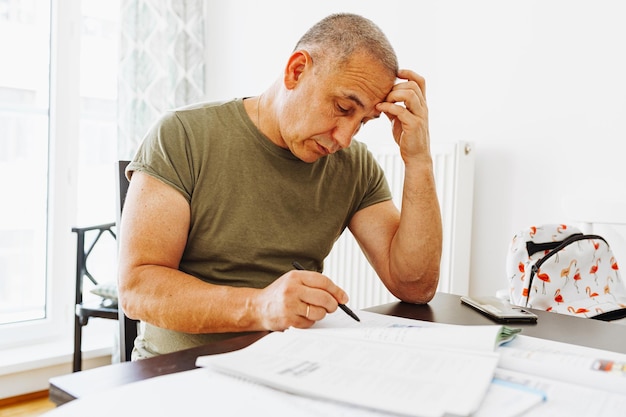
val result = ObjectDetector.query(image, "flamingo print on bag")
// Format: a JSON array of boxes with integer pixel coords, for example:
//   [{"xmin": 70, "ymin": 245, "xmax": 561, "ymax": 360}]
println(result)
[
  {"xmin": 567, "ymin": 306, "xmax": 590, "ymax": 317},
  {"xmin": 536, "ymin": 270, "xmax": 550, "ymax": 295},
  {"xmin": 560, "ymin": 259, "xmax": 576, "ymax": 287},
  {"xmin": 551, "ymin": 224, "xmax": 569, "ymax": 242},
  {"xmin": 591, "ymin": 239, "xmax": 600, "ymax": 260},
  {"xmin": 590, "ymin": 258, "xmax": 600, "ymax": 284},
  {"xmin": 585, "ymin": 286, "xmax": 599, "ymax": 298},
  {"xmin": 611, "ymin": 256, "xmax": 620, "ymax": 281},
  {"xmin": 554, "ymin": 289, "xmax": 563, "ymax": 304},
  {"xmin": 572, "ymin": 268, "xmax": 582, "ymax": 293}
]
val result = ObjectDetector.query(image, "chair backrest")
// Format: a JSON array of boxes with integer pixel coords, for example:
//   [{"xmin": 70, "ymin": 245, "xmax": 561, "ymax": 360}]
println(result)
[
  {"xmin": 115, "ymin": 160, "xmax": 138, "ymax": 362},
  {"xmin": 72, "ymin": 223, "xmax": 117, "ymax": 307},
  {"xmin": 116, "ymin": 160, "xmax": 130, "ymax": 225}
]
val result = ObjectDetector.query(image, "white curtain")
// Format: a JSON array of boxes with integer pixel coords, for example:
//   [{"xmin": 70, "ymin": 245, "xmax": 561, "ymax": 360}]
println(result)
[{"xmin": 117, "ymin": 0, "xmax": 206, "ymax": 159}]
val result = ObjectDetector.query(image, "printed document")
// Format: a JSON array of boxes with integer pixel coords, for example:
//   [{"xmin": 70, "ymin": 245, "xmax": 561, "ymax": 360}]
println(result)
[{"xmin": 197, "ymin": 312, "xmax": 506, "ymax": 417}]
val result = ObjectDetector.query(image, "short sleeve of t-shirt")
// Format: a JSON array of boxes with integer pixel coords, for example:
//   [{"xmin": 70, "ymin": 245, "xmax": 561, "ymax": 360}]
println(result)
[{"xmin": 126, "ymin": 110, "xmax": 197, "ymax": 202}]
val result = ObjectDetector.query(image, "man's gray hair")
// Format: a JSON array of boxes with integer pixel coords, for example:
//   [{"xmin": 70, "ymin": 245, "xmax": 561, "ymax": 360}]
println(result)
[{"xmin": 294, "ymin": 13, "xmax": 398, "ymax": 78}]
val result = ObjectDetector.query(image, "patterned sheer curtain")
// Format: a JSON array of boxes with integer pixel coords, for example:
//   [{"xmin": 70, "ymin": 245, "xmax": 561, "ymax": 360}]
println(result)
[{"xmin": 117, "ymin": 0, "xmax": 206, "ymax": 159}]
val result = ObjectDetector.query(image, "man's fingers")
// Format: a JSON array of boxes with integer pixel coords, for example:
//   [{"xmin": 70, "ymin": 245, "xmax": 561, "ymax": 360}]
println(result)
[
  {"xmin": 397, "ymin": 69, "xmax": 426, "ymax": 95},
  {"xmin": 292, "ymin": 269, "xmax": 348, "ymax": 300}
]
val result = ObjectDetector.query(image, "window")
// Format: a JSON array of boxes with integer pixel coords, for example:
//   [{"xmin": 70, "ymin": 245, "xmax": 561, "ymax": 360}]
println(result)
[
  {"xmin": 77, "ymin": 0, "xmax": 119, "ymax": 226},
  {"xmin": 0, "ymin": 0, "xmax": 51, "ymax": 326},
  {"xmin": 0, "ymin": 0, "xmax": 119, "ymax": 347}
]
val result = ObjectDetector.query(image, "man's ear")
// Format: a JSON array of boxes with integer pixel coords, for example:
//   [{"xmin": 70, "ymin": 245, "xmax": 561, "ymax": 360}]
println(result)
[{"xmin": 283, "ymin": 50, "xmax": 312, "ymax": 90}]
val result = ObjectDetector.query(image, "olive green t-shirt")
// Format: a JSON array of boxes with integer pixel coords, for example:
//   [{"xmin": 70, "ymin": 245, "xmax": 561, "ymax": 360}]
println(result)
[{"xmin": 127, "ymin": 99, "xmax": 391, "ymax": 356}]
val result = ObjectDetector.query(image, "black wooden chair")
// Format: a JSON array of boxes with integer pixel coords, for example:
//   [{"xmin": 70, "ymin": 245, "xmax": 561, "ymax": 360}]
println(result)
[
  {"xmin": 72, "ymin": 160, "xmax": 137, "ymax": 372},
  {"xmin": 115, "ymin": 160, "xmax": 138, "ymax": 366}
]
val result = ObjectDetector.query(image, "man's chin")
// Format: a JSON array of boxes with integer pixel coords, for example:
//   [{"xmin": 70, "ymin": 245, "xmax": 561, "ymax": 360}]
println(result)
[
  {"xmin": 292, "ymin": 143, "xmax": 329, "ymax": 163},
  {"xmin": 297, "ymin": 152, "xmax": 324, "ymax": 163}
]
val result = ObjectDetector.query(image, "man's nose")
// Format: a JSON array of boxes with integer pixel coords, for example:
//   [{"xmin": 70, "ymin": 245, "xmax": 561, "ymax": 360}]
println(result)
[{"xmin": 332, "ymin": 119, "xmax": 361, "ymax": 150}]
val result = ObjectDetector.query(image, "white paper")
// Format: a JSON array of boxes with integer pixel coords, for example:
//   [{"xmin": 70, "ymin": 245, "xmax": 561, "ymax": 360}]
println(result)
[
  {"xmin": 498, "ymin": 334, "xmax": 626, "ymax": 395},
  {"xmin": 490, "ymin": 368, "xmax": 626, "ymax": 417},
  {"xmin": 41, "ymin": 311, "xmax": 626, "ymax": 417},
  {"xmin": 197, "ymin": 327, "xmax": 499, "ymax": 417},
  {"xmin": 312, "ymin": 309, "xmax": 434, "ymax": 329},
  {"xmin": 41, "ymin": 365, "xmax": 626, "ymax": 417},
  {"xmin": 312, "ymin": 309, "xmax": 510, "ymax": 352},
  {"xmin": 43, "ymin": 368, "xmax": 367, "ymax": 417},
  {"xmin": 474, "ymin": 370, "xmax": 546, "ymax": 417}
]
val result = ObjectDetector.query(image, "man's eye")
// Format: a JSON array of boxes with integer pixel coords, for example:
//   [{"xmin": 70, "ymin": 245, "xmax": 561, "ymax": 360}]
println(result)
[{"xmin": 337, "ymin": 105, "xmax": 350, "ymax": 114}]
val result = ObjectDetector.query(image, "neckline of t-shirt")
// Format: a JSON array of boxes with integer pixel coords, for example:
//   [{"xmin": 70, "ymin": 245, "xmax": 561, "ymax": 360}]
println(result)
[{"xmin": 235, "ymin": 98, "xmax": 301, "ymax": 162}]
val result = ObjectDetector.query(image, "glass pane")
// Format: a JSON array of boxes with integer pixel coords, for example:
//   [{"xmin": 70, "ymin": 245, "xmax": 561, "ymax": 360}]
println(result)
[
  {"xmin": 75, "ymin": 0, "xmax": 120, "ymax": 299},
  {"xmin": 0, "ymin": 0, "xmax": 51, "ymax": 325},
  {"xmin": 77, "ymin": 0, "xmax": 120, "ymax": 227}
]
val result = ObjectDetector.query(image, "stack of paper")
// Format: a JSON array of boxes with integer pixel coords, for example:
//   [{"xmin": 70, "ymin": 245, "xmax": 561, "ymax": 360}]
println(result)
[
  {"xmin": 197, "ymin": 314, "xmax": 512, "ymax": 417},
  {"xmin": 43, "ymin": 310, "xmax": 626, "ymax": 417}
]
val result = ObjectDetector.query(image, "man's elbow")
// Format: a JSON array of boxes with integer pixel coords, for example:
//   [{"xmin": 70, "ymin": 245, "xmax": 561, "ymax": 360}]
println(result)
[
  {"xmin": 118, "ymin": 293, "xmax": 140, "ymax": 320},
  {"xmin": 117, "ymin": 288, "xmax": 140, "ymax": 321},
  {"xmin": 392, "ymin": 269, "xmax": 439, "ymax": 304}
]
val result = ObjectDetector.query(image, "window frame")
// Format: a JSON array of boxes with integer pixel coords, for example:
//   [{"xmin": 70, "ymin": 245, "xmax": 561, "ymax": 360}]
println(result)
[{"xmin": 0, "ymin": 0, "xmax": 81, "ymax": 349}]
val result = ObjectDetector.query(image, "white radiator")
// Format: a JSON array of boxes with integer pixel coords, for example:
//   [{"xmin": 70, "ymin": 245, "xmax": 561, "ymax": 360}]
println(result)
[{"xmin": 323, "ymin": 141, "xmax": 475, "ymax": 309}]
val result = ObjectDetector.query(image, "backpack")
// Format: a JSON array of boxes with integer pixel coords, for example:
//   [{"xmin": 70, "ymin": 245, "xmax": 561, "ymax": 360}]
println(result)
[{"xmin": 506, "ymin": 224, "xmax": 626, "ymax": 320}]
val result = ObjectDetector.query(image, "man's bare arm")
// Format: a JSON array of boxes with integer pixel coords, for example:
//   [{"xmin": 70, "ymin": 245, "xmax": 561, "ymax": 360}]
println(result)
[{"xmin": 350, "ymin": 70, "xmax": 442, "ymax": 303}]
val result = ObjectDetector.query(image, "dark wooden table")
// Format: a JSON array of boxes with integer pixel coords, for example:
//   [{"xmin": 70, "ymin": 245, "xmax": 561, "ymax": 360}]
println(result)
[
  {"xmin": 49, "ymin": 292, "xmax": 626, "ymax": 405},
  {"xmin": 367, "ymin": 293, "xmax": 626, "ymax": 354},
  {"xmin": 49, "ymin": 331, "xmax": 268, "ymax": 405}
]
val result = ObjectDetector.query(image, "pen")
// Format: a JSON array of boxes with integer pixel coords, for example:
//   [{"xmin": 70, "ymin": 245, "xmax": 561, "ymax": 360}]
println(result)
[{"xmin": 292, "ymin": 261, "xmax": 360, "ymax": 322}]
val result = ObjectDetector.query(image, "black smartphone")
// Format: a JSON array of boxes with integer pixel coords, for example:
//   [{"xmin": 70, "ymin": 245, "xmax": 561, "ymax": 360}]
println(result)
[{"xmin": 460, "ymin": 295, "xmax": 538, "ymax": 323}]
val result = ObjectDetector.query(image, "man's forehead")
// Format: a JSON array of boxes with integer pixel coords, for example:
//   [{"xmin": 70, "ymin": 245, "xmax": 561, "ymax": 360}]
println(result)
[
  {"xmin": 332, "ymin": 54, "xmax": 395, "ymax": 100},
  {"xmin": 341, "ymin": 91, "xmax": 385, "ymax": 118}
]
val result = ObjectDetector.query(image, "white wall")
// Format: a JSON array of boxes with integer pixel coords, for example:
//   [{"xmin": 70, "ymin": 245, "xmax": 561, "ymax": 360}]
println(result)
[{"xmin": 204, "ymin": 0, "xmax": 626, "ymax": 297}]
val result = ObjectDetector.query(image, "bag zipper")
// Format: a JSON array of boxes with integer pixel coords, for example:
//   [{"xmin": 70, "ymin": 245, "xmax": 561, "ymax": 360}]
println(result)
[{"xmin": 525, "ymin": 234, "xmax": 608, "ymax": 304}]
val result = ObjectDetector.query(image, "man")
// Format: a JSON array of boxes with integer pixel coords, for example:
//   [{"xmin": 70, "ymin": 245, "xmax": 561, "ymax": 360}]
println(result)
[{"xmin": 118, "ymin": 13, "xmax": 442, "ymax": 358}]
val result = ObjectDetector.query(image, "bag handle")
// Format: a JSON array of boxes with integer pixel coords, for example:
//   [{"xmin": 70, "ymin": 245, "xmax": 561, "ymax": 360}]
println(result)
[{"xmin": 527, "ymin": 233, "xmax": 608, "ymax": 295}]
